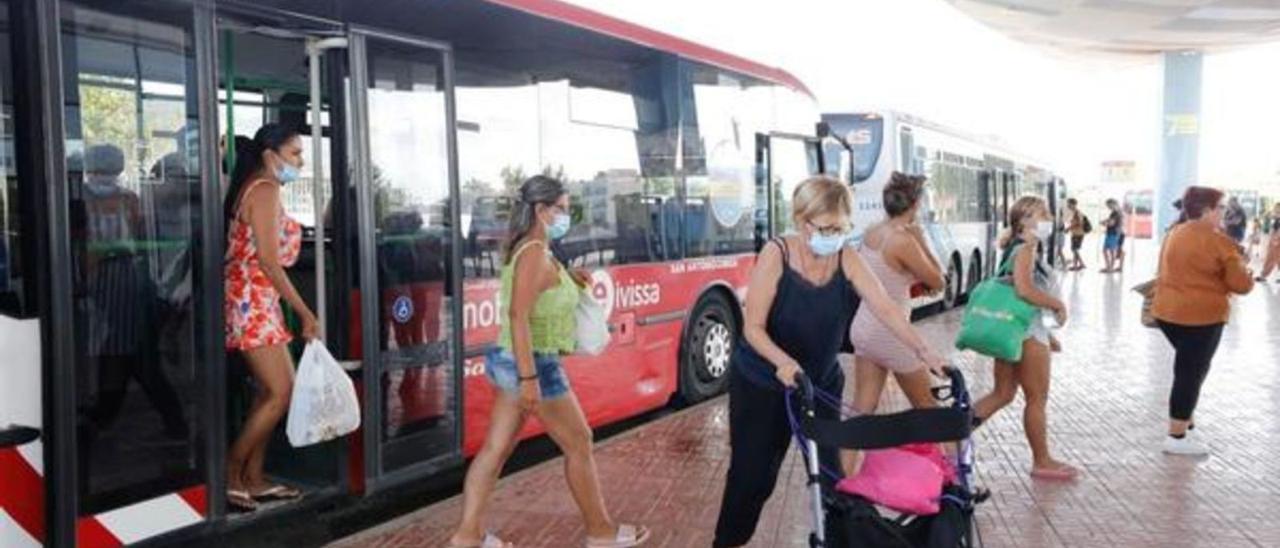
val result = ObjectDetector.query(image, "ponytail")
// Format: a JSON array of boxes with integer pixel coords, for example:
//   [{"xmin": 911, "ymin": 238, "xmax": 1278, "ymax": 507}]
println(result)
[
  {"xmin": 1002, "ymin": 195, "xmax": 1048, "ymax": 249},
  {"xmin": 501, "ymin": 175, "xmax": 566, "ymax": 264},
  {"xmin": 222, "ymin": 123, "xmax": 300, "ymax": 231}
]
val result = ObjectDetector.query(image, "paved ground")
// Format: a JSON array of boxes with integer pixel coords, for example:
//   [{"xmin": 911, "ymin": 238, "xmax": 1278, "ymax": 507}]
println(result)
[{"xmin": 331, "ymin": 243, "xmax": 1280, "ymax": 547}]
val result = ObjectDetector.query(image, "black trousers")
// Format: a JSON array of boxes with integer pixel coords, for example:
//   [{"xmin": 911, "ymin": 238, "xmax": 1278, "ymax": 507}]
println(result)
[
  {"xmin": 1157, "ymin": 320, "xmax": 1225, "ymax": 421},
  {"xmin": 713, "ymin": 368, "xmax": 843, "ymax": 548}
]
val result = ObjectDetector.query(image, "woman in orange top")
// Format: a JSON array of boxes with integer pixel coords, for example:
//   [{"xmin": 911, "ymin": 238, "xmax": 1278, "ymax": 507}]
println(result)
[{"xmin": 1151, "ymin": 186, "xmax": 1253, "ymax": 456}]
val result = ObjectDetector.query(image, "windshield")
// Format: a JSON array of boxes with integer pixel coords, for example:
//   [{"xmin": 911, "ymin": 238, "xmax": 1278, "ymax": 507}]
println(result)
[{"xmin": 822, "ymin": 114, "xmax": 883, "ymax": 183}]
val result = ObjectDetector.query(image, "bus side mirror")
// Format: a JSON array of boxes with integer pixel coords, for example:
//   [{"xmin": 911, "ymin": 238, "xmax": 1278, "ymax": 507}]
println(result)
[{"xmin": 816, "ymin": 121, "xmax": 855, "ymax": 185}]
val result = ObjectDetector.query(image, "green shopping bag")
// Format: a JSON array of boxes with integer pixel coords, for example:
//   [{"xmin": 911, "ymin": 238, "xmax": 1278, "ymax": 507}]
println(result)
[{"xmin": 955, "ymin": 245, "xmax": 1039, "ymax": 362}]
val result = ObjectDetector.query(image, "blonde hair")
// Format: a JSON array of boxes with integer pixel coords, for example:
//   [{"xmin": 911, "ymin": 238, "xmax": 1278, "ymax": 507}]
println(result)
[
  {"xmin": 792, "ymin": 175, "xmax": 852, "ymax": 226},
  {"xmin": 999, "ymin": 195, "xmax": 1048, "ymax": 248}
]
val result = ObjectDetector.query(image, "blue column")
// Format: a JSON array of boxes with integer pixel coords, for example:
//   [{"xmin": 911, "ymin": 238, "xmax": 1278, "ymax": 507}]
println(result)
[{"xmin": 1156, "ymin": 51, "xmax": 1202, "ymax": 239}]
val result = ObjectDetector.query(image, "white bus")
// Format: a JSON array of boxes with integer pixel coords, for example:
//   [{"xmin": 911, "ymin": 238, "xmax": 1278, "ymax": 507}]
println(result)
[{"xmin": 823, "ymin": 111, "xmax": 1067, "ymax": 311}]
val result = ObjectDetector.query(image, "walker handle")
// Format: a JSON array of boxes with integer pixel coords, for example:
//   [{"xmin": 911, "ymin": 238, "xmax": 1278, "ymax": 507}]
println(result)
[
  {"xmin": 930, "ymin": 365, "xmax": 969, "ymax": 403},
  {"xmin": 793, "ymin": 370, "xmax": 815, "ymax": 409}
]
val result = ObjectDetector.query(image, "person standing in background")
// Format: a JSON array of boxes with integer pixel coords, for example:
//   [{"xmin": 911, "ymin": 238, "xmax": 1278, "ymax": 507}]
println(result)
[
  {"xmin": 1064, "ymin": 198, "xmax": 1086, "ymax": 271},
  {"xmin": 1223, "ymin": 196, "xmax": 1247, "ymax": 244},
  {"xmin": 1101, "ymin": 199, "xmax": 1125, "ymax": 273},
  {"xmin": 1256, "ymin": 203, "xmax": 1280, "ymax": 283},
  {"xmin": 1246, "ymin": 217, "xmax": 1264, "ymax": 264}
]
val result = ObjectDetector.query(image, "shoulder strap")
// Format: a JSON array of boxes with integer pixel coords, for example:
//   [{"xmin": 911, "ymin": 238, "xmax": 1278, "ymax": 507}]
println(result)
[
  {"xmin": 836, "ymin": 243, "xmax": 849, "ymax": 278},
  {"xmin": 509, "ymin": 239, "xmax": 546, "ymax": 265},
  {"xmin": 771, "ymin": 237, "xmax": 790, "ymax": 266},
  {"xmin": 234, "ymin": 178, "xmax": 275, "ymax": 223},
  {"xmin": 997, "ymin": 243, "xmax": 1020, "ymax": 277}
]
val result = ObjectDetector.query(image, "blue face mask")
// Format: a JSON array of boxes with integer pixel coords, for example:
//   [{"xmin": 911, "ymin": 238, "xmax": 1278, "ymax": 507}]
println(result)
[
  {"xmin": 808, "ymin": 231, "xmax": 849, "ymax": 256},
  {"xmin": 275, "ymin": 161, "xmax": 300, "ymax": 185},
  {"xmin": 546, "ymin": 213, "xmax": 571, "ymax": 240}
]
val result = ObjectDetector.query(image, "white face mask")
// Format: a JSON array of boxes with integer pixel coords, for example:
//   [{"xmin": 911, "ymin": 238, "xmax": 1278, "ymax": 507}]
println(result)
[{"xmin": 1035, "ymin": 220, "xmax": 1054, "ymax": 241}]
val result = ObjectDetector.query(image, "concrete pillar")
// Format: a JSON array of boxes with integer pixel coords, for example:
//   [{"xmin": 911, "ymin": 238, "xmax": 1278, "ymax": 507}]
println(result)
[{"xmin": 1156, "ymin": 51, "xmax": 1202, "ymax": 239}]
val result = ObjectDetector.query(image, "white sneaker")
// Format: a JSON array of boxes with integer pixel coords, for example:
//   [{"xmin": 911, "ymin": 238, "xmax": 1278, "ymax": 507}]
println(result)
[{"xmin": 1162, "ymin": 435, "xmax": 1210, "ymax": 456}]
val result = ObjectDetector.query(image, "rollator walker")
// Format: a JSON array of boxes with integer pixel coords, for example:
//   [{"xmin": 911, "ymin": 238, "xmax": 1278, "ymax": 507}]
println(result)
[{"xmin": 790, "ymin": 367, "xmax": 986, "ymax": 547}]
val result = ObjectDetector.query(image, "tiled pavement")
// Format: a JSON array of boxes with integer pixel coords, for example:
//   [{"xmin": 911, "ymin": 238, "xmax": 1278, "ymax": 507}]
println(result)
[{"xmin": 332, "ymin": 244, "xmax": 1280, "ymax": 548}]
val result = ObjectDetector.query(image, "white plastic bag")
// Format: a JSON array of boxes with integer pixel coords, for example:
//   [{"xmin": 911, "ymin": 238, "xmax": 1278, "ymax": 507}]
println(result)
[
  {"xmin": 287, "ymin": 341, "xmax": 361, "ymax": 447},
  {"xmin": 574, "ymin": 290, "xmax": 610, "ymax": 356}
]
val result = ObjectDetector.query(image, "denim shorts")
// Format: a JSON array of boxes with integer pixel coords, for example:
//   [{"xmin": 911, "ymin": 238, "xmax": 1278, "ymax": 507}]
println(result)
[
  {"xmin": 485, "ymin": 348, "xmax": 571, "ymax": 400},
  {"xmin": 1104, "ymin": 233, "xmax": 1126, "ymax": 250}
]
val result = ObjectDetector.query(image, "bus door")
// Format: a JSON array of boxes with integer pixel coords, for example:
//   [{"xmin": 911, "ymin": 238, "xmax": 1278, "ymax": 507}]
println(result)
[
  {"xmin": 2, "ymin": 1, "xmax": 49, "ymax": 543},
  {"xmin": 754, "ymin": 132, "xmax": 822, "ymax": 248},
  {"xmin": 979, "ymin": 169, "xmax": 998, "ymax": 279},
  {"xmin": 214, "ymin": 10, "xmax": 354, "ymax": 514},
  {"xmin": 215, "ymin": 14, "xmax": 464, "ymax": 500},
  {"xmin": 346, "ymin": 29, "xmax": 463, "ymax": 489},
  {"xmin": 1047, "ymin": 177, "xmax": 1065, "ymax": 267}
]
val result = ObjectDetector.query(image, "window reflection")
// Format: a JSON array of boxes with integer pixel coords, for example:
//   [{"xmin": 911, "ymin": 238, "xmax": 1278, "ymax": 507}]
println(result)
[
  {"xmin": 919, "ymin": 141, "xmax": 986, "ymax": 224},
  {"xmin": 684, "ymin": 65, "xmax": 784, "ymax": 254},
  {"xmin": 455, "ymin": 54, "xmax": 678, "ymax": 275},
  {"xmin": 1, "ymin": 2, "xmax": 23, "ymax": 317},
  {"xmin": 62, "ymin": 1, "xmax": 203, "ymax": 513},
  {"xmin": 769, "ymin": 138, "xmax": 818, "ymax": 235},
  {"xmin": 363, "ymin": 41, "xmax": 456, "ymax": 472}
]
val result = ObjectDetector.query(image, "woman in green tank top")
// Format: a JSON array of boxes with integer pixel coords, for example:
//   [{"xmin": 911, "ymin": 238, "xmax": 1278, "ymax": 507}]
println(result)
[{"xmin": 449, "ymin": 176, "xmax": 650, "ymax": 548}]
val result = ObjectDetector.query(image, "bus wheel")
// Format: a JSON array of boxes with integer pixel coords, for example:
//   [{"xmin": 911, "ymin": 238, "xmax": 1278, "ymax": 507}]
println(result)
[
  {"xmin": 680, "ymin": 292, "xmax": 736, "ymax": 403},
  {"xmin": 965, "ymin": 254, "xmax": 982, "ymax": 296},
  {"xmin": 943, "ymin": 259, "xmax": 961, "ymax": 310}
]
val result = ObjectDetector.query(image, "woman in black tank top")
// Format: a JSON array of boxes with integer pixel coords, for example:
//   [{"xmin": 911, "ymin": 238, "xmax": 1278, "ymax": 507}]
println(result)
[{"xmin": 713, "ymin": 176, "xmax": 947, "ymax": 548}]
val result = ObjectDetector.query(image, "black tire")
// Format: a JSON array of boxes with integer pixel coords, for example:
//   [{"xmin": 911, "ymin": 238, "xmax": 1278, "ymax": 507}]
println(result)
[
  {"xmin": 679, "ymin": 292, "xmax": 737, "ymax": 403},
  {"xmin": 942, "ymin": 259, "xmax": 961, "ymax": 310},
  {"xmin": 965, "ymin": 253, "xmax": 982, "ymax": 296}
]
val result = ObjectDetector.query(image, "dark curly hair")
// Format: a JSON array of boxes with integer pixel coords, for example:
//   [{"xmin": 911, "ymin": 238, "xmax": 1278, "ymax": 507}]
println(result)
[{"xmin": 883, "ymin": 172, "xmax": 926, "ymax": 217}]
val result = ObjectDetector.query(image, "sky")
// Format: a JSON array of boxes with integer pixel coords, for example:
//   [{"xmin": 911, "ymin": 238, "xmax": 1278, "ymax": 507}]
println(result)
[{"xmin": 565, "ymin": 0, "xmax": 1280, "ymax": 194}]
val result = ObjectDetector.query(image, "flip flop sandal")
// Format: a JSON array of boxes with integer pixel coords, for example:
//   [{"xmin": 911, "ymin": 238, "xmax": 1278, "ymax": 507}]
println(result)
[
  {"xmin": 252, "ymin": 484, "xmax": 303, "ymax": 501},
  {"xmin": 226, "ymin": 489, "xmax": 259, "ymax": 512},
  {"xmin": 585, "ymin": 524, "xmax": 650, "ymax": 548},
  {"xmin": 1030, "ymin": 464, "xmax": 1080, "ymax": 481},
  {"xmin": 448, "ymin": 532, "xmax": 512, "ymax": 548}
]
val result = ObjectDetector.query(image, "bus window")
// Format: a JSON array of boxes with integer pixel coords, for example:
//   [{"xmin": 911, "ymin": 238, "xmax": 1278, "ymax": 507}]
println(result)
[
  {"xmin": 60, "ymin": 0, "xmax": 204, "ymax": 515},
  {"xmin": 685, "ymin": 63, "xmax": 772, "ymax": 257},
  {"xmin": 1, "ymin": 1, "xmax": 23, "ymax": 318},
  {"xmin": 768, "ymin": 137, "xmax": 819, "ymax": 236},
  {"xmin": 455, "ymin": 70, "xmax": 541, "ymax": 279},
  {"xmin": 548, "ymin": 80, "xmax": 664, "ymax": 268}
]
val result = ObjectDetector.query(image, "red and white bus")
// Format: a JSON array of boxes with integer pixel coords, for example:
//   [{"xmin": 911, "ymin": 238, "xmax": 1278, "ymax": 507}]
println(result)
[
  {"xmin": 1123, "ymin": 189, "xmax": 1153, "ymax": 239},
  {"xmin": 0, "ymin": 0, "xmax": 828, "ymax": 545}
]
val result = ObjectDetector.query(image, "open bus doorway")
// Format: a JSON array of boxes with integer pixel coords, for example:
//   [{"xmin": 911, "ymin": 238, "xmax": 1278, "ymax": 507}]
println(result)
[{"xmin": 214, "ymin": 12, "xmax": 349, "ymax": 515}]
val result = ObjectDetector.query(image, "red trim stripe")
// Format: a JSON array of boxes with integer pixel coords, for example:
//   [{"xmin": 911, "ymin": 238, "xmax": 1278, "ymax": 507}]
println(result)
[
  {"xmin": 480, "ymin": 0, "xmax": 814, "ymax": 98},
  {"xmin": 177, "ymin": 485, "xmax": 208, "ymax": 517},
  {"xmin": 76, "ymin": 516, "xmax": 122, "ymax": 548},
  {"xmin": 0, "ymin": 448, "xmax": 45, "ymax": 542}
]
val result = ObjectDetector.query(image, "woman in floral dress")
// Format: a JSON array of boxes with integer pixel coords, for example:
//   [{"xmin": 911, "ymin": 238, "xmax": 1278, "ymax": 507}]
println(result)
[{"xmin": 223, "ymin": 123, "xmax": 319, "ymax": 511}]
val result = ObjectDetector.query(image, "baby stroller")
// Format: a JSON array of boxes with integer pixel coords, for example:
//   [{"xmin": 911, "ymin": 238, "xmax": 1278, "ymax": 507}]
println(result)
[{"xmin": 789, "ymin": 368, "xmax": 986, "ymax": 548}]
